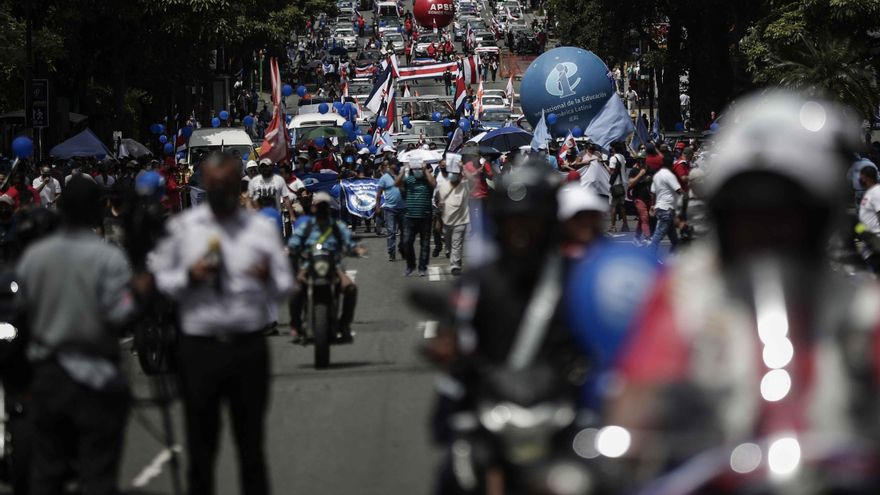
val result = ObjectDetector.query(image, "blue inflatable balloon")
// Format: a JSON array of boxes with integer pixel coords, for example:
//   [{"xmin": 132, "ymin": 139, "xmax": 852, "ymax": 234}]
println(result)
[
  {"xmin": 135, "ymin": 170, "xmax": 165, "ymax": 199},
  {"xmin": 465, "ymin": 102, "xmax": 472, "ymax": 111},
  {"xmin": 163, "ymin": 142, "xmax": 174, "ymax": 155},
  {"xmin": 314, "ymin": 137, "xmax": 326, "ymax": 148},
  {"xmin": 346, "ymin": 103, "xmax": 357, "ymax": 117},
  {"xmin": 211, "ymin": 117, "xmax": 221, "ymax": 128},
  {"xmin": 564, "ymin": 243, "xmax": 661, "ymax": 406},
  {"xmin": 442, "ymin": 118, "xmax": 450, "ymax": 127},
  {"xmin": 709, "ymin": 122, "xmax": 720, "ymax": 132},
  {"xmin": 333, "ymin": 101, "xmax": 344, "ymax": 111},
  {"xmin": 339, "ymin": 106, "xmax": 350, "ymax": 118},
  {"xmin": 181, "ymin": 125, "xmax": 194, "ymax": 137},
  {"xmin": 459, "ymin": 119, "xmax": 471, "ymax": 131},
  {"xmin": 243, "ymin": 115, "xmax": 255, "ymax": 127},
  {"xmin": 377, "ymin": 116, "xmax": 388, "ymax": 128},
  {"xmin": 149, "ymin": 123, "xmax": 160, "ymax": 135},
  {"xmin": 674, "ymin": 121, "xmax": 685, "ymax": 132},
  {"xmin": 572, "ymin": 126, "xmax": 584, "ymax": 138},
  {"xmin": 319, "ymin": 103, "xmax": 329, "ymax": 114},
  {"xmin": 342, "ymin": 121, "xmax": 355, "ymax": 132},
  {"xmin": 296, "ymin": 85, "xmax": 307, "ymax": 98},
  {"xmin": 363, "ymin": 134, "xmax": 373, "ymax": 145},
  {"xmin": 432, "ymin": 111, "xmax": 442, "ymax": 122},
  {"xmin": 447, "ymin": 131, "xmax": 453, "ymax": 139},
  {"xmin": 547, "ymin": 113, "xmax": 558, "ymax": 125},
  {"xmin": 11, "ymin": 136, "xmax": 33, "ymax": 158},
  {"xmin": 356, "ymin": 128, "xmax": 364, "ymax": 136},
  {"xmin": 402, "ymin": 116, "xmax": 411, "ymax": 126},
  {"xmin": 219, "ymin": 110, "xmax": 230, "ymax": 121},
  {"xmin": 520, "ymin": 47, "xmax": 614, "ymax": 136},
  {"xmin": 159, "ymin": 135, "xmax": 168, "ymax": 144},
  {"xmin": 157, "ymin": 124, "xmax": 165, "ymax": 135},
  {"xmin": 368, "ymin": 145, "xmax": 378, "ymax": 154},
  {"xmin": 283, "ymin": 84, "xmax": 294, "ymax": 97},
  {"xmin": 285, "ymin": 114, "xmax": 294, "ymax": 124}
]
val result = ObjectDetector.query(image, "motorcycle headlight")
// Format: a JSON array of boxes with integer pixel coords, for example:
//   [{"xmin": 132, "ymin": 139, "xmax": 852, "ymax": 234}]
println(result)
[
  {"xmin": 313, "ymin": 260, "xmax": 331, "ymax": 278},
  {"xmin": 0, "ymin": 322, "xmax": 17, "ymax": 341}
]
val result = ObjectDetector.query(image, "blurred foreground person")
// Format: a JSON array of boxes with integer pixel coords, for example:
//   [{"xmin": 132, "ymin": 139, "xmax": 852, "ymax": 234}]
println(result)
[
  {"xmin": 17, "ymin": 177, "xmax": 136, "ymax": 495},
  {"xmin": 557, "ymin": 183, "xmax": 608, "ymax": 261},
  {"xmin": 423, "ymin": 161, "xmax": 590, "ymax": 495},
  {"xmin": 610, "ymin": 91, "xmax": 880, "ymax": 494},
  {"xmin": 150, "ymin": 151, "xmax": 293, "ymax": 495}
]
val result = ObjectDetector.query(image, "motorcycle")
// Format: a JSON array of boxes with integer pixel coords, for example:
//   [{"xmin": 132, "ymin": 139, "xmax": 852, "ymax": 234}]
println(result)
[
  {"xmin": 0, "ymin": 271, "xmax": 30, "ymax": 493},
  {"xmin": 301, "ymin": 244, "xmax": 342, "ymax": 369}
]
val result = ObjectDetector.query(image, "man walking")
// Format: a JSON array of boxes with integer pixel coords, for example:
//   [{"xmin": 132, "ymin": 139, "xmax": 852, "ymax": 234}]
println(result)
[
  {"xmin": 17, "ymin": 177, "xmax": 136, "ymax": 495},
  {"xmin": 396, "ymin": 159, "xmax": 436, "ymax": 276},
  {"xmin": 376, "ymin": 161, "xmax": 406, "ymax": 261},
  {"xmin": 649, "ymin": 155, "xmax": 683, "ymax": 255},
  {"xmin": 150, "ymin": 151, "xmax": 294, "ymax": 495},
  {"xmin": 435, "ymin": 159, "xmax": 469, "ymax": 275}
]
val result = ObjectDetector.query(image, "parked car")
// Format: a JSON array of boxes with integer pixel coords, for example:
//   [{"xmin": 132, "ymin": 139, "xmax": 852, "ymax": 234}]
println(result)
[{"xmin": 334, "ymin": 26, "xmax": 359, "ymax": 50}]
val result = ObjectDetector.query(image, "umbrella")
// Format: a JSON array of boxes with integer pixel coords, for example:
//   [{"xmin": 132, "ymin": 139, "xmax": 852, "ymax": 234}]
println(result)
[
  {"xmin": 475, "ymin": 145, "xmax": 502, "ymax": 158},
  {"xmin": 398, "ymin": 149, "xmax": 443, "ymax": 164},
  {"xmin": 328, "ymin": 46, "xmax": 348, "ymax": 56},
  {"xmin": 298, "ymin": 126, "xmax": 349, "ymax": 141},
  {"xmin": 305, "ymin": 60, "xmax": 323, "ymax": 69},
  {"xmin": 478, "ymin": 127, "xmax": 533, "ymax": 153},
  {"xmin": 118, "ymin": 138, "xmax": 152, "ymax": 159}
]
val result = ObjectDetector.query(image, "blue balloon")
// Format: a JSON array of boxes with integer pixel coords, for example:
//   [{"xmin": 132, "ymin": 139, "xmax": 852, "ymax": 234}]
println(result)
[
  {"xmin": 709, "ymin": 122, "xmax": 720, "ymax": 132},
  {"xmin": 547, "ymin": 113, "xmax": 558, "ymax": 125},
  {"xmin": 339, "ymin": 106, "xmax": 350, "ymax": 117},
  {"xmin": 346, "ymin": 102, "xmax": 357, "ymax": 116},
  {"xmin": 432, "ymin": 111, "xmax": 442, "ymax": 122},
  {"xmin": 135, "ymin": 170, "xmax": 165, "ymax": 199},
  {"xmin": 319, "ymin": 103, "xmax": 329, "ymax": 114},
  {"xmin": 520, "ymin": 47, "xmax": 614, "ymax": 136},
  {"xmin": 674, "ymin": 121, "xmax": 685, "ymax": 132},
  {"xmin": 368, "ymin": 145, "xmax": 378, "ymax": 154},
  {"xmin": 11, "ymin": 136, "xmax": 33, "ymax": 158},
  {"xmin": 286, "ymin": 114, "xmax": 294, "ymax": 123},
  {"xmin": 356, "ymin": 142, "xmax": 366, "ymax": 150},
  {"xmin": 181, "ymin": 125, "xmax": 194, "ymax": 137},
  {"xmin": 283, "ymin": 84, "xmax": 294, "ymax": 97},
  {"xmin": 342, "ymin": 121, "xmax": 355, "ymax": 132},
  {"xmin": 465, "ymin": 102, "xmax": 472, "ymax": 111},
  {"xmin": 377, "ymin": 116, "xmax": 388, "ymax": 128},
  {"xmin": 211, "ymin": 117, "xmax": 221, "ymax": 128},
  {"xmin": 442, "ymin": 118, "xmax": 450, "ymax": 127},
  {"xmin": 347, "ymin": 132, "xmax": 357, "ymax": 142},
  {"xmin": 159, "ymin": 134, "xmax": 168, "ymax": 144},
  {"xmin": 219, "ymin": 110, "xmax": 230, "ymax": 121},
  {"xmin": 402, "ymin": 116, "xmax": 411, "ymax": 126},
  {"xmin": 157, "ymin": 124, "xmax": 165, "ymax": 135},
  {"xmin": 315, "ymin": 137, "xmax": 325, "ymax": 148},
  {"xmin": 564, "ymin": 243, "xmax": 660, "ymax": 406},
  {"xmin": 333, "ymin": 101, "xmax": 344, "ymax": 111},
  {"xmin": 149, "ymin": 123, "xmax": 161, "ymax": 135},
  {"xmin": 406, "ymin": 123, "xmax": 413, "ymax": 129},
  {"xmin": 243, "ymin": 115, "xmax": 255, "ymax": 127},
  {"xmin": 459, "ymin": 119, "xmax": 471, "ymax": 131},
  {"xmin": 163, "ymin": 142, "xmax": 174, "ymax": 155},
  {"xmin": 356, "ymin": 128, "xmax": 364, "ymax": 135},
  {"xmin": 572, "ymin": 126, "xmax": 584, "ymax": 138},
  {"xmin": 447, "ymin": 131, "xmax": 453, "ymax": 139},
  {"xmin": 363, "ymin": 134, "xmax": 373, "ymax": 145},
  {"xmin": 296, "ymin": 85, "xmax": 307, "ymax": 97}
]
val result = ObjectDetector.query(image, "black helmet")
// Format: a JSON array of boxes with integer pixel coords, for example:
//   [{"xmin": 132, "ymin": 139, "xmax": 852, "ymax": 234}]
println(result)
[{"xmin": 489, "ymin": 159, "xmax": 560, "ymax": 222}]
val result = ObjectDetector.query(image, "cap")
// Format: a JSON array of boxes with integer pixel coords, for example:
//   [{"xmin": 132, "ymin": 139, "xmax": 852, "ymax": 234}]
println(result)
[
  {"xmin": 358, "ymin": 148, "xmax": 370, "ymax": 155},
  {"xmin": 246, "ymin": 160, "xmax": 258, "ymax": 169},
  {"xmin": 312, "ymin": 191, "xmax": 333, "ymax": 205},
  {"xmin": 0, "ymin": 195, "xmax": 13, "ymax": 207},
  {"xmin": 557, "ymin": 183, "xmax": 609, "ymax": 220},
  {"xmin": 258, "ymin": 158, "xmax": 273, "ymax": 166}
]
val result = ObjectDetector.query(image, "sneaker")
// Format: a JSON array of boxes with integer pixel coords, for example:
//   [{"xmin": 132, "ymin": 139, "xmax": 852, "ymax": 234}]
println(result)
[
  {"xmin": 451, "ymin": 267, "xmax": 462, "ymax": 276},
  {"xmin": 418, "ymin": 269, "xmax": 427, "ymax": 277},
  {"xmin": 388, "ymin": 252, "xmax": 396, "ymax": 262},
  {"xmin": 290, "ymin": 327, "xmax": 305, "ymax": 344},
  {"xmin": 432, "ymin": 247, "xmax": 442, "ymax": 258},
  {"xmin": 405, "ymin": 267, "xmax": 414, "ymax": 277}
]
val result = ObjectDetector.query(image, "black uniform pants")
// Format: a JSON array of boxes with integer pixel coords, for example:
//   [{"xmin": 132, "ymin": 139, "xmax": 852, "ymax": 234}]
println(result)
[
  {"xmin": 177, "ymin": 333, "xmax": 270, "ymax": 495},
  {"xmin": 30, "ymin": 362, "xmax": 129, "ymax": 495}
]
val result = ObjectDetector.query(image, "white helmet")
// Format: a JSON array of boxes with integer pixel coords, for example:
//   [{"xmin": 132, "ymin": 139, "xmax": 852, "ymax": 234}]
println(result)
[{"xmin": 704, "ymin": 90, "xmax": 861, "ymax": 206}]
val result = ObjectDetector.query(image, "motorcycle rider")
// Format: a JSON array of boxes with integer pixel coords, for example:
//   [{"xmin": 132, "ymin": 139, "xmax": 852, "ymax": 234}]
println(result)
[
  {"xmin": 423, "ymin": 159, "xmax": 588, "ymax": 494},
  {"xmin": 288, "ymin": 191, "xmax": 365, "ymax": 343},
  {"xmin": 608, "ymin": 91, "xmax": 880, "ymax": 492}
]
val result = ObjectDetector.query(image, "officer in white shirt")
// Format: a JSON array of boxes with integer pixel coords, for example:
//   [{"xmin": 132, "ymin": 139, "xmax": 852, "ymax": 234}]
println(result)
[{"xmin": 149, "ymin": 151, "xmax": 293, "ymax": 495}]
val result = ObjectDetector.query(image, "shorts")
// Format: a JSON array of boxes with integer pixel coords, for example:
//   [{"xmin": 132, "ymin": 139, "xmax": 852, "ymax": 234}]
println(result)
[{"xmin": 611, "ymin": 194, "xmax": 625, "ymax": 210}]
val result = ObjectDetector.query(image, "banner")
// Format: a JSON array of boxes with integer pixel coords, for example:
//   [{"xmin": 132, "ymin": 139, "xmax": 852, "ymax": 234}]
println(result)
[
  {"xmin": 341, "ymin": 178, "xmax": 381, "ymax": 218},
  {"xmin": 190, "ymin": 185, "xmax": 206, "ymax": 206},
  {"xmin": 398, "ymin": 60, "xmax": 458, "ymax": 81}
]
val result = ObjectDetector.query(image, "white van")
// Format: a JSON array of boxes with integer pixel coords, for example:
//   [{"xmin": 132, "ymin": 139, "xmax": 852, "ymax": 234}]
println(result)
[
  {"xmin": 288, "ymin": 112, "xmax": 347, "ymax": 131},
  {"xmin": 187, "ymin": 127, "xmax": 257, "ymax": 165},
  {"xmin": 374, "ymin": 1, "xmax": 400, "ymax": 20}
]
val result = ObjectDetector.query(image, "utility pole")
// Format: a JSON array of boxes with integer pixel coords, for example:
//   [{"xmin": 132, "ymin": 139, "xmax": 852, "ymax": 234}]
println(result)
[{"xmin": 24, "ymin": 0, "xmax": 34, "ymax": 131}]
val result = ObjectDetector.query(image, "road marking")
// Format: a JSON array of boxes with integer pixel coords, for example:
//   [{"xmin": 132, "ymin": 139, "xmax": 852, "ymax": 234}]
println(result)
[
  {"xmin": 131, "ymin": 445, "xmax": 182, "ymax": 488},
  {"xmin": 119, "ymin": 336, "xmax": 134, "ymax": 345},
  {"xmin": 428, "ymin": 266, "xmax": 442, "ymax": 281},
  {"xmin": 418, "ymin": 320, "xmax": 439, "ymax": 339},
  {"xmin": 428, "ymin": 265, "xmax": 453, "ymax": 282},
  {"xmin": 345, "ymin": 269, "xmax": 357, "ymax": 283}
]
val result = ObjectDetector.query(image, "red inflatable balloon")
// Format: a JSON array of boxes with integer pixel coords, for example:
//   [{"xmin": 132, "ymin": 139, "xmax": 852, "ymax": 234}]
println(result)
[{"xmin": 413, "ymin": 0, "xmax": 455, "ymax": 29}]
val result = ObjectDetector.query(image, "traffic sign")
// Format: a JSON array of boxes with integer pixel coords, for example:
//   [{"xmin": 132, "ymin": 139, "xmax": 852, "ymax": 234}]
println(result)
[{"xmin": 31, "ymin": 79, "xmax": 49, "ymax": 128}]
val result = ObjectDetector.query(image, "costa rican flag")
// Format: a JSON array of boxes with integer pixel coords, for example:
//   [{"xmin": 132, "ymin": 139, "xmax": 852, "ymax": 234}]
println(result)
[
  {"xmin": 397, "ymin": 60, "xmax": 458, "ymax": 81},
  {"xmin": 355, "ymin": 64, "xmax": 377, "ymax": 77},
  {"xmin": 459, "ymin": 55, "xmax": 480, "ymax": 85},
  {"xmin": 506, "ymin": 75, "xmax": 515, "ymax": 110},
  {"xmin": 259, "ymin": 57, "xmax": 289, "ymax": 164},
  {"xmin": 558, "ymin": 131, "xmax": 578, "ymax": 162},
  {"xmin": 453, "ymin": 69, "xmax": 468, "ymax": 116},
  {"xmin": 365, "ymin": 66, "xmax": 394, "ymax": 114}
]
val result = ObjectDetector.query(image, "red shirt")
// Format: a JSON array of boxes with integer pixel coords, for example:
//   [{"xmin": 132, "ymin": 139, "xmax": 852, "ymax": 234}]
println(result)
[
  {"xmin": 427, "ymin": 44, "xmax": 436, "ymax": 58},
  {"xmin": 159, "ymin": 168, "xmax": 181, "ymax": 212},
  {"xmin": 0, "ymin": 186, "xmax": 20, "ymax": 208},
  {"xmin": 671, "ymin": 159, "xmax": 690, "ymax": 193},
  {"xmin": 645, "ymin": 152, "xmax": 664, "ymax": 173},
  {"xmin": 313, "ymin": 157, "xmax": 337, "ymax": 173}
]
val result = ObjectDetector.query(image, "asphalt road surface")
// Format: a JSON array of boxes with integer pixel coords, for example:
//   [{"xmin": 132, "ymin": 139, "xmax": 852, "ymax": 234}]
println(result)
[{"xmin": 119, "ymin": 229, "xmax": 447, "ymax": 495}]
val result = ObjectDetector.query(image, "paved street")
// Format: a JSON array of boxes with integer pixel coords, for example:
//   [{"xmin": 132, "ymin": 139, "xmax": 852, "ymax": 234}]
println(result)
[{"xmin": 119, "ymin": 230, "xmax": 445, "ymax": 495}]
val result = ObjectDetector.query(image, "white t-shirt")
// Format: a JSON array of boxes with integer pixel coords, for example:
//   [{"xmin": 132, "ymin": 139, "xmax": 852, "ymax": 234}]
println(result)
[
  {"xmin": 680, "ymin": 93, "xmax": 690, "ymax": 107},
  {"xmin": 247, "ymin": 174, "xmax": 290, "ymax": 210},
  {"xmin": 32, "ymin": 177, "xmax": 62, "ymax": 205},
  {"xmin": 859, "ymin": 184, "xmax": 880, "ymax": 234},
  {"xmin": 651, "ymin": 168, "xmax": 681, "ymax": 211}
]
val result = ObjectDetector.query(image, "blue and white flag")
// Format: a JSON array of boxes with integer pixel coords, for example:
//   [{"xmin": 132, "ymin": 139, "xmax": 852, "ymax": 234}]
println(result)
[
  {"xmin": 530, "ymin": 109, "xmax": 551, "ymax": 150},
  {"xmin": 341, "ymin": 178, "xmax": 381, "ymax": 218},
  {"xmin": 630, "ymin": 112, "xmax": 651, "ymax": 150},
  {"xmin": 584, "ymin": 95, "xmax": 635, "ymax": 149},
  {"xmin": 299, "ymin": 173, "xmax": 340, "ymax": 194}
]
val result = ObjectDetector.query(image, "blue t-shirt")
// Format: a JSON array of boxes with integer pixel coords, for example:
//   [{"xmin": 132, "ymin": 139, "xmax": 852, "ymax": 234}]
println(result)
[{"xmin": 377, "ymin": 173, "xmax": 405, "ymax": 210}]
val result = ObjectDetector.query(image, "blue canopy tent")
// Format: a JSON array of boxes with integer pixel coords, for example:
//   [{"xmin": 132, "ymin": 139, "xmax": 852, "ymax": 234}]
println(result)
[{"xmin": 49, "ymin": 128, "xmax": 111, "ymax": 158}]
